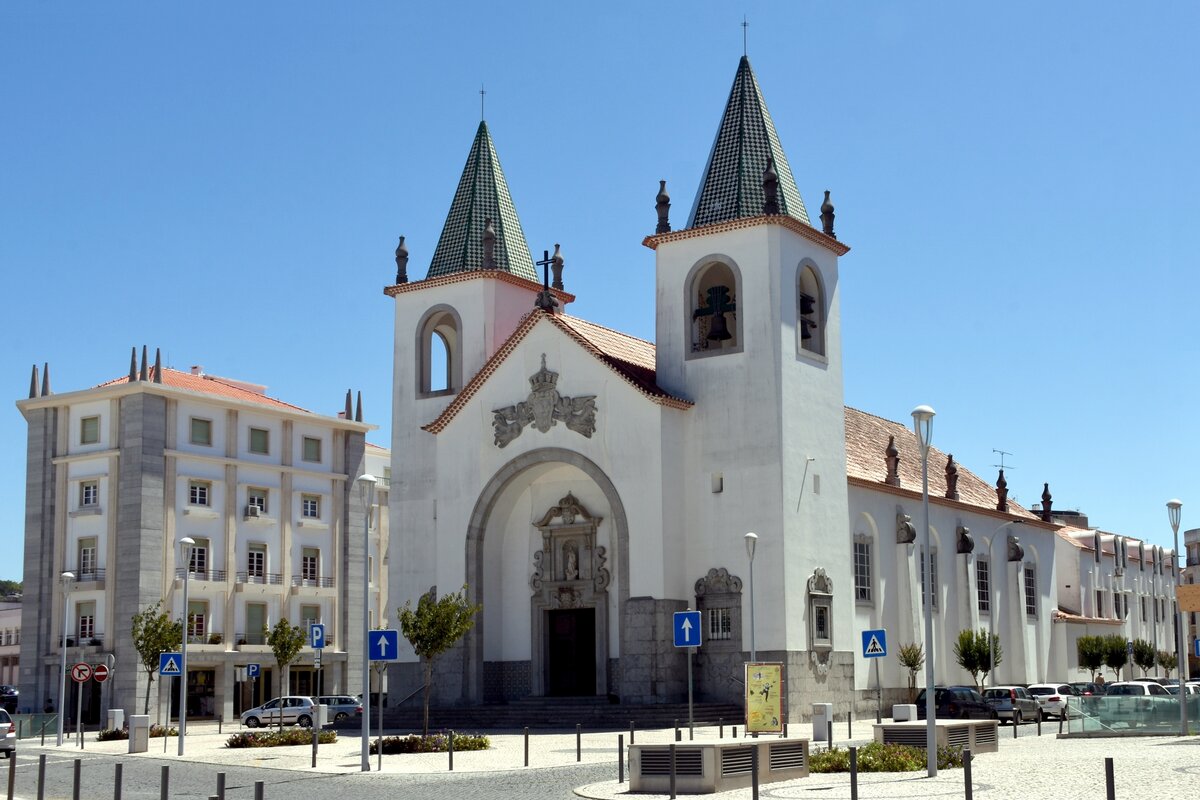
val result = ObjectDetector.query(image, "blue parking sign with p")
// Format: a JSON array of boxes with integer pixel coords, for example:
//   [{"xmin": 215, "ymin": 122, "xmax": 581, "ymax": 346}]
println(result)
[
  {"xmin": 309, "ymin": 623, "xmax": 326, "ymax": 649},
  {"xmin": 246, "ymin": 663, "xmax": 260, "ymax": 680}
]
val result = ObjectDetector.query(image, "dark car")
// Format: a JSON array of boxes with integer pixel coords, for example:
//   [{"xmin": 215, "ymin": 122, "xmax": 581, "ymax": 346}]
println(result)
[
  {"xmin": 1069, "ymin": 681, "xmax": 1104, "ymax": 696},
  {"xmin": 915, "ymin": 686, "xmax": 998, "ymax": 720},
  {"xmin": 0, "ymin": 687, "xmax": 16, "ymax": 714}
]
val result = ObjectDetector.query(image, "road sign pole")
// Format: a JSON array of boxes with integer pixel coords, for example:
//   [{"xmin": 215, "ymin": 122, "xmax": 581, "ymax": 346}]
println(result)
[
  {"xmin": 687, "ymin": 647, "xmax": 694, "ymax": 733},
  {"xmin": 874, "ymin": 658, "xmax": 881, "ymax": 724},
  {"xmin": 75, "ymin": 674, "xmax": 83, "ymax": 748}
]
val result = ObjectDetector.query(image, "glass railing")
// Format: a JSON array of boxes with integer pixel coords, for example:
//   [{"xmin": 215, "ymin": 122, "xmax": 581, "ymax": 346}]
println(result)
[{"xmin": 1064, "ymin": 694, "xmax": 1200, "ymax": 734}]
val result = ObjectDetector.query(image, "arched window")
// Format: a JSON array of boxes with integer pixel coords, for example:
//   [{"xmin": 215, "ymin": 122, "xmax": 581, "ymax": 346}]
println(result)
[
  {"xmin": 417, "ymin": 306, "xmax": 462, "ymax": 397},
  {"xmin": 797, "ymin": 264, "xmax": 825, "ymax": 356},
  {"xmin": 687, "ymin": 260, "xmax": 740, "ymax": 355}
]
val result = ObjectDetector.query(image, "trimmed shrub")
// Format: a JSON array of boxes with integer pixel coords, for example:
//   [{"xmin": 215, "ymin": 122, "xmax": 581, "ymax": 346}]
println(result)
[
  {"xmin": 809, "ymin": 742, "xmax": 963, "ymax": 773},
  {"xmin": 368, "ymin": 732, "xmax": 490, "ymax": 755},
  {"xmin": 96, "ymin": 724, "xmax": 177, "ymax": 742},
  {"xmin": 226, "ymin": 729, "xmax": 336, "ymax": 748}
]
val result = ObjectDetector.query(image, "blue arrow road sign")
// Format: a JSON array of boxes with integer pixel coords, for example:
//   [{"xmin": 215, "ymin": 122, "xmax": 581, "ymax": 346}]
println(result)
[
  {"xmin": 1195, "ymin": 639, "xmax": 1200, "ymax": 659},
  {"xmin": 368, "ymin": 629, "xmax": 399, "ymax": 661},
  {"xmin": 159, "ymin": 652, "xmax": 182, "ymax": 676},
  {"xmin": 673, "ymin": 610, "xmax": 702, "ymax": 648},
  {"xmin": 309, "ymin": 623, "xmax": 326, "ymax": 649},
  {"xmin": 861, "ymin": 629, "xmax": 887, "ymax": 659},
  {"xmin": 246, "ymin": 663, "xmax": 260, "ymax": 680}
]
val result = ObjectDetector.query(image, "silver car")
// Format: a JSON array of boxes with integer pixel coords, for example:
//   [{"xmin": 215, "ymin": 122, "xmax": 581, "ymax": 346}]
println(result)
[
  {"xmin": 983, "ymin": 686, "xmax": 1042, "ymax": 725},
  {"xmin": 0, "ymin": 709, "xmax": 15, "ymax": 758},
  {"xmin": 240, "ymin": 696, "xmax": 317, "ymax": 728}
]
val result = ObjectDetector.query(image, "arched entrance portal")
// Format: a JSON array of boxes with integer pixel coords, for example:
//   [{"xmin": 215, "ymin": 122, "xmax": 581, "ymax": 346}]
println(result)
[{"xmin": 465, "ymin": 448, "xmax": 630, "ymax": 704}]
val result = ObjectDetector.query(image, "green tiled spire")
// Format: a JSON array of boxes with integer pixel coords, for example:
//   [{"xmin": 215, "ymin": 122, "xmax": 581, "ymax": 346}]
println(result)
[
  {"xmin": 427, "ymin": 121, "xmax": 537, "ymax": 281},
  {"xmin": 687, "ymin": 56, "xmax": 809, "ymax": 229}
]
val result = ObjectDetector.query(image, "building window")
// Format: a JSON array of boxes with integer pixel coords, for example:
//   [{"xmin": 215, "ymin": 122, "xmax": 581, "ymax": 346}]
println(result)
[
  {"xmin": 77, "ymin": 601, "xmax": 95, "ymax": 640},
  {"xmin": 302, "ymin": 436, "xmax": 322, "ymax": 463},
  {"xmin": 1024, "ymin": 563, "xmax": 1037, "ymax": 618},
  {"xmin": 1096, "ymin": 590, "xmax": 1105, "ymax": 618},
  {"xmin": 417, "ymin": 306, "xmax": 463, "ymax": 396},
  {"xmin": 977, "ymin": 558, "xmax": 991, "ymax": 613},
  {"xmin": 78, "ymin": 537, "xmax": 97, "ymax": 578},
  {"xmin": 188, "ymin": 481, "xmax": 210, "ymax": 507},
  {"xmin": 853, "ymin": 537, "xmax": 872, "ymax": 603},
  {"xmin": 797, "ymin": 264, "xmax": 825, "ymax": 356},
  {"xmin": 708, "ymin": 607, "xmax": 732, "ymax": 640},
  {"xmin": 190, "ymin": 417, "xmax": 212, "ymax": 446},
  {"xmin": 187, "ymin": 600, "xmax": 207, "ymax": 641},
  {"xmin": 1141, "ymin": 596, "xmax": 1147, "ymax": 623},
  {"xmin": 80, "ymin": 480, "xmax": 99, "ymax": 508},
  {"xmin": 920, "ymin": 547, "xmax": 938, "ymax": 610},
  {"xmin": 249, "ymin": 427, "xmax": 270, "ymax": 455},
  {"xmin": 815, "ymin": 604, "xmax": 830, "ymax": 640},
  {"xmin": 247, "ymin": 544, "xmax": 266, "ymax": 579},
  {"xmin": 301, "ymin": 494, "xmax": 321, "ymax": 519},
  {"xmin": 301, "ymin": 604, "xmax": 321, "ymax": 631},
  {"xmin": 688, "ymin": 261, "xmax": 740, "ymax": 354},
  {"xmin": 80, "ymin": 416, "xmax": 100, "ymax": 445},
  {"xmin": 188, "ymin": 539, "xmax": 209, "ymax": 577},
  {"xmin": 247, "ymin": 487, "xmax": 268, "ymax": 516},
  {"xmin": 302, "ymin": 548, "xmax": 319, "ymax": 582}
]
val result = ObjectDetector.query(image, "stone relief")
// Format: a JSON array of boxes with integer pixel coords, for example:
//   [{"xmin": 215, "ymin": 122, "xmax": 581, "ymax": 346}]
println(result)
[
  {"xmin": 555, "ymin": 587, "xmax": 582, "ymax": 608},
  {"xmin": 594, "ymin": 546, "xmax": 610, "ymax": 591},
  {"xmin": 694, "ymin": 567, "xmax": 743, "ymax": 596},
  {"xmin": 492, "ymin": 354, "xmax": 598, "ymax": 447},
  {"xmin": 807, "ymin": 567, "xmax": 833, "ymax": 596},
  {"xmin": 529, "ymin": 550, "xmax": 545, "ymax": 591}
]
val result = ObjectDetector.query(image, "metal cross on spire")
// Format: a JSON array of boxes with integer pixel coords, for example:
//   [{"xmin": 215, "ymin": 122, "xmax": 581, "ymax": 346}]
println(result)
[
  {"xmin": 742, "ymin": 16, "xmax": 748, "ymax": 56},
  {"xmin": 534, "ymin": 249, "xmax": 559, "ymax": 311},
  {"xmin": 480, "ymin": 84, "xmax": 486, "ymax": 121}
]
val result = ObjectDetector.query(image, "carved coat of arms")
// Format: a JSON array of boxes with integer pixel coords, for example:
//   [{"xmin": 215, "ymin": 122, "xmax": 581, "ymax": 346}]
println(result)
[{"xmin": 492, "ymin": 354, "xmax": 598, "ymax": 448}]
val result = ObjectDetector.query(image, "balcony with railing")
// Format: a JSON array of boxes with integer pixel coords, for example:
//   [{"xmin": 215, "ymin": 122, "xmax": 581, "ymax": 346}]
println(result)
[
  {"xmin": 63, "ymin": 634, "xmax": 105, "ymax": 651},
  {"xmin": 290, "ymin": 575, "xmax": 335, "ymax": 595},
  {"xmin": 174, "ymin": 568, "xmax": 228, "ymax": 584},
  {"xmin": 234, "ymin": 632, "xmax": 268, "ymax": 647},
  {"xmin": 71, "ymin": 568, "xmax": 106, "ymax": 589},
  {"xmin": 235, "ymin": 572, "xmax": 284, "ymax": 590}
]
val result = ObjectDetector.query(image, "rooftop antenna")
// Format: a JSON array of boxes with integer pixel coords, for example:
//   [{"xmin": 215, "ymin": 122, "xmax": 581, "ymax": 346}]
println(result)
[
  {"xmin": 742, "ymin": 16, "xmax": 749, "ymax": 56},
  {"xmin": 480, "ymin": 84, "xmax": 486, "ymax": 121},
  {"xmin": 992, "ymin": 449, "xmax": 1015, "ymax": 472}
]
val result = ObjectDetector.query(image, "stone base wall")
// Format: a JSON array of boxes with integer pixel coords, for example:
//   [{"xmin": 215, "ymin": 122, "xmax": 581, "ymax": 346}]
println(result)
[
  {"xmin": 620, "ymin": 597, "xmax": 688, "ymax": 703},
  {"xmin": 483, "ymin": 660, "xmax": 531, "ymax": 701}
]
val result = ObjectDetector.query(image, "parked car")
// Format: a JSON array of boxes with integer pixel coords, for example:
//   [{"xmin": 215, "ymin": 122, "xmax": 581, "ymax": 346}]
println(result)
[
  {"xmin": 915, "ymin": 686, "xmax": 997, "ymax": 720},
  {"xmin": 982, "ymin": 686, "xmax": 1042, "ymax": 724},
  {"xmin": 240, "ymin": 696, "xmax": 317, "ymax": 728},
  {"xmin": 317, "ymin": 695, "xmax": 362, "ymax": 722},
  {"xmin": 1102, "ymin": 681, "xmax": 1177, "ymax": 727},
  {"xmin": 0, "ymin": 686, "xmax": 17, "ymax": 714},
  {"xmin": 0, "ymin": 709, "xmax": 14, "ymax": 759},
  {"xmin": 1026, "ymin": 683, "xmax": 1078, "ymax": 720},
  {"xmin": 1164, "ymin": 683, "xmax": 1200, "ymax": 696},
  {"xmin": 1069, "ymin": 681, "xmax": 1104, "ymax": 696}
]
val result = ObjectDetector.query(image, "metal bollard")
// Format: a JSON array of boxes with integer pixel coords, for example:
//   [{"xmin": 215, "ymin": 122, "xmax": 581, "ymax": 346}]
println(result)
[
  {"xmin": 732, "ymin": 725, "xmax": 737, "ymax": 738},
  {"xmin": 7, "ymin": 752, "xmax": 15, "ymax": 800},
  {"xmin": 114, "ymin": 763, "xmax": 122, "ymax": 800},
  {"xmin": 160, "ymin": 766, "xmax": 169, "ymax": 800},
  {"xmin": 719, "ymin": 718, "xmax": 724, "ymax": 739},
  {"xmin": 689, "ymin": 720, "xmax": 693, "ymax": 741},
  {"xmin": 751, "ymin": 744, "xmax": 760, "ymax": 800},
  {"xmin": 669, "ymin": 743, "xmax": 677, "ymax": 800},
  {"xmin": 1013, "ymin": 716, "xmax": 1018, "ymax": 739},
  {"xmin": 218, "ymin": 715, "xmax": 222, "ymax": 735},
  {"xmin": 254, "ymin": 780, "xmax": 264, "ymax": 800},
  {"xmin": 36, "ymin": 755, "xmax": 45, "ymax": 800},
  {"xmin": 827, "ymin": 720, "xmax": 832, "ymax": 748},
  {"xmin": 72, "ymin": 759, "xmax": 81, "ymax": 800},
  {"xmin": 629, "ymin": 720, "xmax": 635, "ymax": 745},
  {"xmin": 618, "ymin": 734, "xmax": 624, "ymax": 783},
  {"xmin": 849, "ymin": 746, "xmax": 858, "ymax": 800},
  {"xmin": 964, "ymin": 748, "xmax": 973, "ymax": 800},
  {"xmin": 674, "ymin": 718, "xmax": 680, "ymax": 741},
  {"xmin": 524, "ymin": 727, "xmax": 529, "ymax": 767},
  {"xmin": 848, "ymin": 711, "xmax": 852, "ymax": 739},
  {"xmin": 577, "ymin": 724, "xmax": 581, "ymax": 762},
  {"xmin": 1059, "ymin": 714, "xmax": 1064, "ymax": 735},
  {"xmin": 783, "ymin": 722, "xmax": 788, "ymax": 738},
  {"xmin": 217, "ymin": 772, "xmax": 225, "ymax": 800},
  {"xmin": 1037, "ymin": 714, "xmax": 1042, "ymax": 736},
  {"xmin": 448, "ymin": 729, "xmax": 454, "ymax": 771},
  {"xmin": 1105, "ymin": 757, "xmax": 1115, "ymax": 800}
]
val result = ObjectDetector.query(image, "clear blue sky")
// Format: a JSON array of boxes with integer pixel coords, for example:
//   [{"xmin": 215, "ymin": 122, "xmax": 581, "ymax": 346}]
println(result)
[{"xmin": 3, "ymin": 3, "xmax": 1197, "ymax": 581}]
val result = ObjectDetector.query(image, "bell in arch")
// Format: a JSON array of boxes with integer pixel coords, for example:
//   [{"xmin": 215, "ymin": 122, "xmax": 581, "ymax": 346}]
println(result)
[{"xmin": 707, "ymin": 311, "xmax": 732, "ymax": 341}]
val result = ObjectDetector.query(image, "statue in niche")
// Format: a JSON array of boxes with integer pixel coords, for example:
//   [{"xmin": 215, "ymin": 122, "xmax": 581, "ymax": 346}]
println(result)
[{"xmin": 564, "ymin": 542, "xmax": 579, "ymax": 580}]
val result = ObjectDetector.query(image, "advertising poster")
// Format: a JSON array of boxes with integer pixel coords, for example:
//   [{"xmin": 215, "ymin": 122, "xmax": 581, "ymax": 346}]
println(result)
[{"xmin": 744, "ymin": 662, "xmax": 784, "ymax": 734}]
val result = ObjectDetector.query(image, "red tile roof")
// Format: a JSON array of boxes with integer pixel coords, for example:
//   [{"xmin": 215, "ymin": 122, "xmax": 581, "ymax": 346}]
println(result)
[
  {"xmin": 97, "ymin": 368, "xmax": 311, "ymax": 413},
  {"xmin": 1051, "ymin": 609, "xmax": 1123, "ymax": 626},
  {"xmin": 383, "ymin": 267, "xmax": 575, "ymax": 304}
]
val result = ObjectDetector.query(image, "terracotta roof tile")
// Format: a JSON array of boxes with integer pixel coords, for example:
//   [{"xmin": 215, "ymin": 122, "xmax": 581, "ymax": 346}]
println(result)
[
  {"xmin": 383, "ymin": 265, "xmax": 575, "ymax": 303},
  {"xmin": 1052, "ymin": 609, "xmax": 1123, "ymax": 626},
  {"xmin": 97, "ymin": 367, "xmax": 310, "ymax": 413}
]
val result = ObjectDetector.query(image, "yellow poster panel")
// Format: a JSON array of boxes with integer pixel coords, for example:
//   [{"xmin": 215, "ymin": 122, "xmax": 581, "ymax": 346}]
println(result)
[
  {"xmin": 745, "ymin": 662, "xmax": 784, "ymax": 734},
  {"xmin": 1178, "ymin": 583, "xmax": 1200, "ymax": 613}
]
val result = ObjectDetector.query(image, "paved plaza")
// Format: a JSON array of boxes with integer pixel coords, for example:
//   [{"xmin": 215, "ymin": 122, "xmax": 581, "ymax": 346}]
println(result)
[{"xmin": 7, "ymin": 720, "xmax": 1199, "ymax": 799}]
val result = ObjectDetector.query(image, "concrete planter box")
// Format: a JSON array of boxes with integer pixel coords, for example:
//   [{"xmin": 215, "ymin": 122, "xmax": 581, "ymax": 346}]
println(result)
[
  {"xmin": 873, "ymin": 720, "xmax": 999, "ymax": 754},
  {"xmin": 630, "ymin": 739, "xmax": 809, "ymax": 794}
]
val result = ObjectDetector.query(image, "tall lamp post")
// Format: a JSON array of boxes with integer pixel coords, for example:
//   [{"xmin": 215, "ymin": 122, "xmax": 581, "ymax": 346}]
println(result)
[
  {"xmin": 1167, "ymin": 499, "xmax": 1187, "ymax": 735},
  {"xmin": 56, "ymin": 571, "xmax": 75, "ymax": 746},
  {"xmin": 356, "ymin": 473, "xmax": 377, "ymax": 772},
  {"xmin": 983, "ymin": 522, "xmax": 1021, "ymax": 688},
  {"xmin": 911, "ymin": 404, "xmax": 936, "ymax": 778},
  {"xmin": 178, "ymin": 536, "xmax": 195, "ymax": 757},
  {"xmin": 744, "ymin": 532, "xmax": 758, "ymax": 662}
]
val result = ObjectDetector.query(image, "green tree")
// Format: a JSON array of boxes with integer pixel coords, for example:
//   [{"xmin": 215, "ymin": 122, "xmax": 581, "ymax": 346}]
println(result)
[
  {"xmin": 398, "ymin": 585, "xmax": 481, "ymax": 737},
  {"xmin": 0, "ymin": 580, "xmax": 22, "ymax": 599},
  {"xmin": 1076, "ymin": 635, "xmax": 1105, "ymax": 681},
  {"xmin": 1102, "ymin": 634, "xmax": 1129, "ymax": 679},
  {"xmin": 1132, "ymin": 639, "xmax": 1156, "ymax": 677},
  {"xmin": 1157, "ymin": 649, "xmax": 1178, "ymax": 678},
  {"xmin": 130, "ymin": 601, "xmax": 182, "ymax": 715},
  {"xmin": 266, "ymin": 618, "xmax": 307, "ymax": 728},
  {"xmin": 897, "ymin": 642, "xmax": 924, "ymax": 703},
  {"xmin": 953, "ymin": 629, "xmax": 1002, "ymax": 688}
]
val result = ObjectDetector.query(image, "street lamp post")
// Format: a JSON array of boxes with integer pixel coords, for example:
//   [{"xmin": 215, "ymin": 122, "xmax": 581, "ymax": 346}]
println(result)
[
  {"xmin": 744, "ymin": 532, "xmax": 758, "ymax": 662},
  {"xmin": 56, "ymin": 571, "xmax": 75, "ymax": 746},
  {"xmin": 356, "ymin": 473, "xmax": 377, "ymax": 773},
  {"xmin": 1167, "ymin": 500, "xmax": 1187, "ymax": 735},
  {"xmin": 911, "ymin": 404, "xmax": 936, "ymax": 779},
  {"xmin": 178, "ymin": 537, "xmax": 195, "ymax": 757},
  {"xmin": 983, "ymin": 522, "xmax": 1021, "ymax": 688}
]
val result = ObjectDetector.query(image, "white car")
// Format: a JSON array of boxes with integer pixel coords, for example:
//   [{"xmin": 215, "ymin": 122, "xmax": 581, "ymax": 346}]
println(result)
[
  {"xmin": 1026, "ymin": 683, "xmax": 1078, "ymax": 719},
  {"xmin": 240, "ymin": 696, "xmax": 317, "ymax": 728}
]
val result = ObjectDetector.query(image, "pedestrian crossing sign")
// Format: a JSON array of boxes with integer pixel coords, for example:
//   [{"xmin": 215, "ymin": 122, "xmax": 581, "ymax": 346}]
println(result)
[
  {"xmin": 159, "ymin": 652, "xmax": 182, "ymax": 676},
  {"xmin": 861, "ymin": 629, "xmax": 887, "ymax": 659}
]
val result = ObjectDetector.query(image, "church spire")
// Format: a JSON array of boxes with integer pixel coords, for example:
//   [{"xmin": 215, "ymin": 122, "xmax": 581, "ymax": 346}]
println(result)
[
  {"xmin": 427, "ymin": 121, "xmax": 537, "ymax": 282},
  {"xmin": 687, "ymin": 56, "xmax": 809, "ymax": 229}
]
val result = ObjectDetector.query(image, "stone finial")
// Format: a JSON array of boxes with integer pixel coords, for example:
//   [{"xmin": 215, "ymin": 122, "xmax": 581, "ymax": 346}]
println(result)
[
  {"xmin": 762, "ymin": 157, "xmax": 780, "ymax": 215},
  {"xmin": 996, "ymin": 469, "xmax": 1009, "ymax": 512},
  {"xmin": 129, "ymin": 347, "xmax": 138, "ymax": 381},
  {"xmin": 655, "ymin": 180, "xmax": 671, "ymax": 234},
  {"xmin": 956, "ymin": 525, "xmax": 974, "ymax": 554},
  {"xmin": 550, "ymin": 243, "xmax": 564, "ymax": 291},
  {"xmin": 482, "ymin": 219, "xmax": 496, "ymax": 270},
  {"xmin": 534, "ymin": 249, "xmax": 559, "ymax": 313},
  {"xmin": 139, "ymin": 346, "xmax": 149, "ymax": 382},
  {"xmin": 29, "ymin": 364, "xmax": 39, "ymax": 399},
  {"xmin": 344, "ymin": 389, "xmax": 353, "ymax": 419},
  {"xmin": 355, "ymin": 391, "xmax": 363, "ymax": 423},
  {"xmin": 153, "ymin": 348, "xmax": 163, "ymax": 384},
  {"xmin": 820, "ymin": 190, "xmax": 836, "ymax": 238},
  {"xmin": 884, "ymin": 435, "xmax": 901, "ymax": 487},
  {"xmin": 944, "ymin": 454, "xmax": 960, "ymax": 500},
  {"xmin": 41, "ymin": 362, "xmax": 50, "ymax": 396},
  {"xmin": 394, "ymin": 235, "xmax": 409, "ymax": 284},
  {"xmin": 1041, "ymin": 483, "xmax": 1053, "ymax": 522}
]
